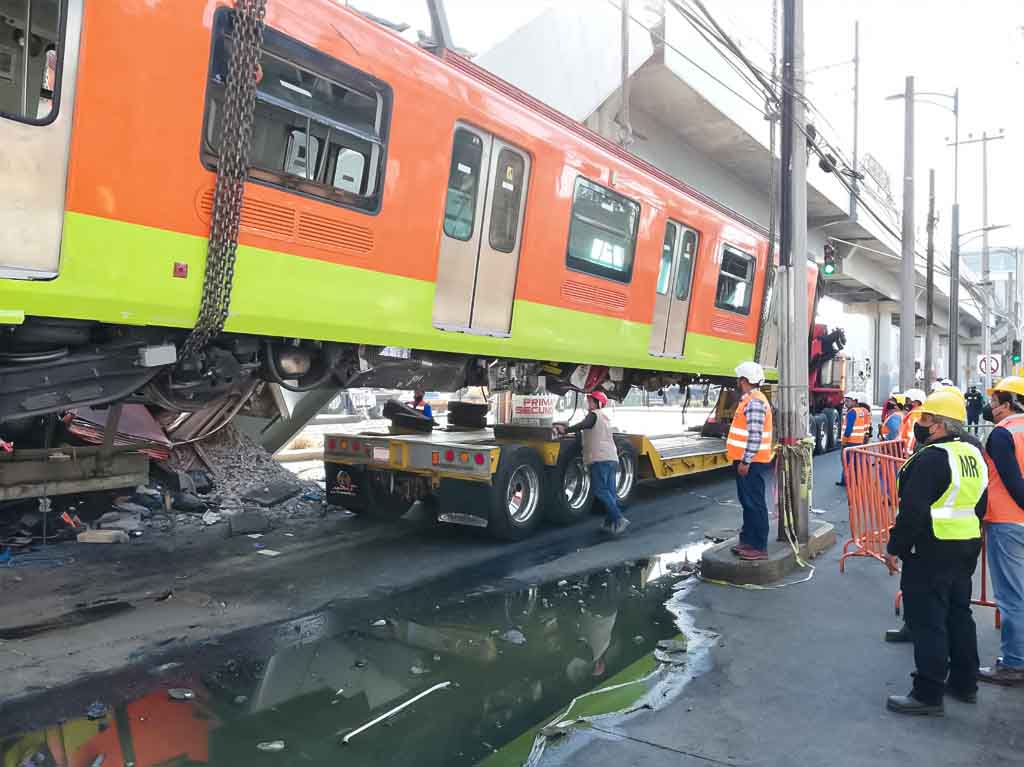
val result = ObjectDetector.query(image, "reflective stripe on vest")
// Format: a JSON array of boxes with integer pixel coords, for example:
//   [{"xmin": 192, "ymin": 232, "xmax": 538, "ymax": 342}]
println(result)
[
  {"xmin": 984, "ymin": 413, "xmax": 1024, "ymax": 525},
  {"xmin": 726, "ymin": 390, "xmax": 774, "ymax": 463},
  {"xmin": 843, "ymin": 407, "xmax": 871, "ymax": 445},
  {"xmin": 900, "ymin": 441, "xmax": 987, "ymax": 541}
]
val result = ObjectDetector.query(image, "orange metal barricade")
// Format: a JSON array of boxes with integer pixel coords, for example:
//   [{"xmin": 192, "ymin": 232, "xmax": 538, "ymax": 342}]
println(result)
[
  {"xmin": 840, "ymin": 440, "xmax": 906, "ymax": 572},
  {"xmin": 894, "ymin": 529, "xmax": 1002, "ymax": 628}
]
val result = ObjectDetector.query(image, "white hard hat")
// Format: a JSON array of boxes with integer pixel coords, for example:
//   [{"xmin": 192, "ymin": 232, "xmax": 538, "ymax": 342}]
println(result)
[
  {"xmin": 904, "ymin": 388, "xmax": 927, "ymax": 404},
  {"xmin": 940, "ymin": 378, "xmax": 954, "ymax": 387},
  {"xmin": 857, "ymin": 392, "xmax": 872, "ymax": 406},
  {"xmin": 735, "ymin": 361, "xmax": 765, "ymax": 385},
  {"xmin": 890, "ymin": 389, "xmax": 901, "ymax": 397},
  {"xmin": 844, "ymin": 390, "xmax": 858, "ymax": 400}
]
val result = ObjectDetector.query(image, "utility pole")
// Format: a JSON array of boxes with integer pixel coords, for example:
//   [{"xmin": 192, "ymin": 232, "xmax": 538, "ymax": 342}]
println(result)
[
  {"xmin": 924, "ymin": 169, "xmax": 936, "ymax": 389},
  {"xmin": 947, "ymin": 88, "xmax": 960, "ymax": 384},
  {"xmin": 982, "ymin": 132, "xmax": 992, "ymax": 391},
  {"xmin": 951, "ymin": 130, "xmax": 1005, "ymax": 388},
  {"xmin": 899, "ymin": 76, "xmax": 916, "ymax": 392},
  {"xmin": 849, "ymin": 20, "xmax": 860, "ymax": 220},
  {"xmin": 777, "ymin": 0, "xmax": 810, "ymax": 544}
]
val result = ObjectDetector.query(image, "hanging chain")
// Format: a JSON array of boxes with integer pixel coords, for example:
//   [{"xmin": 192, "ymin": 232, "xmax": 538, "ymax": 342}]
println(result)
[{"xmin": 183, "ymin": 0, "xmax": 267, "ymax": 360}]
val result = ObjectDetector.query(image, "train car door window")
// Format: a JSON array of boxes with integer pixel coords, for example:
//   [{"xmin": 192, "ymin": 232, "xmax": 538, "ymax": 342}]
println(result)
[
  {"xmin": 649, "ymin": 220, "xmax": 700, "ymax": 357},
  {"xmin": 434, "ymin": 125, "xmax": 531, "ymax": 337},
  {"xmin": 714, "ymin": 246, "xmax": 755, "ymax": 314},
  {"xmin": 566, "ymin": 178, "xmax": 639, "ymax": 284},
  {"xmin": 202, "ymin": 10, "xmax": 392, "ymax": 213}
]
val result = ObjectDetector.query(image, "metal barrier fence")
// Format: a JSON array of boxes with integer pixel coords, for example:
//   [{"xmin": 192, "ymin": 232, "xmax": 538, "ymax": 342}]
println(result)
[
  {"xmin": 841, "ymin": 438, "xmax": 1001, "ymax": 625},
  {"xmin": 840, "ymin": 440, "xmax": 906, "ymax": 572}
]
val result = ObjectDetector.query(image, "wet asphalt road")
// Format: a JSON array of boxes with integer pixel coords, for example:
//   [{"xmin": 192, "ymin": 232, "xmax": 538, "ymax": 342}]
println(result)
[{"xmin": 0, "ymin": 450, "xmax": 849, "ymax": 761}]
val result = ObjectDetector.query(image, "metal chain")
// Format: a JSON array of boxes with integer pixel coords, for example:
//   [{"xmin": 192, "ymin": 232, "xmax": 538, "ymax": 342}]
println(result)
[{"xmin": 183, "ymin": 0, "xmax": 267, "ymax": 360}]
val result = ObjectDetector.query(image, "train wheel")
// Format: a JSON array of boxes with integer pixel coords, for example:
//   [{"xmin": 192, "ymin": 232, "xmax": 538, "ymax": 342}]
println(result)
[
  {"xmin": 614, "ymin": 438, "xmax": 638, "ymax": 508},
  {"xmin": 546, "ymin": 442, "xmax": 594, "ymax": 525},
  {"xmin": 488, "ymin": 447, "xmax": 546, "ymax": 541}
]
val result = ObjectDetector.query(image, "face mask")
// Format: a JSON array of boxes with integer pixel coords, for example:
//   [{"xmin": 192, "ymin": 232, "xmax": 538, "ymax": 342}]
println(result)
[
  {"xmin": 983, "ymin": 404, "xmax": 995, "ymax": 423},
  {"xmin": 913, "ymin": 422, "xmax": 932, "ymax": 445}
]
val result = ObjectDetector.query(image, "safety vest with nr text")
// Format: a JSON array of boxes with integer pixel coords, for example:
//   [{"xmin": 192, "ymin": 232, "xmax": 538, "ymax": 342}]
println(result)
[
  {"xmin": 843, "ymin": 406, "xmax": 871, "ymax": 445},
  {"xmin": 899, "ymin": 407, "xmax": 922, "ymax": 455},
  {"xmin": 883, "ymin": 410, "xmax": 905, "ymax": 441},
  {"xmin": 984, "ymin": 413, "xmax": 1024, "ymax": 525},
  {"xmin": 726, "ymin": 389, "xmax": 774, "ymax": 463},
  {"xmin": 898, "ymin": 440, "xmax": 987, "ymax": 540}
]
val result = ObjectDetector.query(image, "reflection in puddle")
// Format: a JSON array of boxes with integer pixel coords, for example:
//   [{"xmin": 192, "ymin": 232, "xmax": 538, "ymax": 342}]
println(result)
[{"xmin": 1, "ymin": 551, "xmax": 707, "ymax": 767}]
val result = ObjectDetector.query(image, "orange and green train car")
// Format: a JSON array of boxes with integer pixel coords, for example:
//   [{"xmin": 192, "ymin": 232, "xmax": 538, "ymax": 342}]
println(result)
[{"xmin": 0, "ymin": 0, "xmax": 778, "ymax": 427}]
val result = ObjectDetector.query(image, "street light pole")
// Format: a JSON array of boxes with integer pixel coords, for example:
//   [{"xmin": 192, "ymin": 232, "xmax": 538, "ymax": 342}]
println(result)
[
  {"xmin": 899, "ymin": 76, "xmax": 916, "ymax": 392},
  {"xmin": 948, "ymin": 88, "xmax": 960, "ymax": 384},
  {"xmin": 925, "ymin": 169, "xmax": 936, "ymax": 389}
]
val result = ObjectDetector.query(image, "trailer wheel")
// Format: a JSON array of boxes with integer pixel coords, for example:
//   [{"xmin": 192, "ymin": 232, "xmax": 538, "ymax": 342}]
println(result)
[
  {"xmin": 546, "ymin": 442, "xmax": 594, "ymax": 525},
  {"xmin": 613, "ymin": 438, "xmax": 638, "ymax": 508},
  {"xmin": 488, "ymin": 446, "xmax": 546, "ymax": 541},
  {"xmin": 812, "ymin": 414, "xmax": 826, "ymax": 454},
  {"xmin": 824, "ymin": 408, "xmax": 840, "ymax": 452}
]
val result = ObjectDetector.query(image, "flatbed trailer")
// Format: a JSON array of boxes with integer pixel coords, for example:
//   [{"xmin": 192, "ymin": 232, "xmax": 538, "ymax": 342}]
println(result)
[{"xmin": 322, "ymin": 421, "xmax": 732, "ymax": 541}]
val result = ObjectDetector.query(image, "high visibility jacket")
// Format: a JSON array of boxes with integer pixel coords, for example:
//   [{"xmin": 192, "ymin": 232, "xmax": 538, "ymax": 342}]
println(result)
[
  {"xmin": 883, "ymin": 410, "xmax": 904, "ymax": 441},
  {"xmin": 899, "ymin": 407, "xmax": 922, "ymax": 455},
  {"xmin": 899, "ymin": 441, "xmax": 987, "ymax": 540},
  {"xmin": 843, "ymin": 406, "xmax": 871, "ymax": 445},
  {"xmin": 726, "ymin": 389, "xmax": 774, "ymax": 463},
  {"xmin": 984, "ymin": 413, "xmax": 1024, "ymax": 525}
]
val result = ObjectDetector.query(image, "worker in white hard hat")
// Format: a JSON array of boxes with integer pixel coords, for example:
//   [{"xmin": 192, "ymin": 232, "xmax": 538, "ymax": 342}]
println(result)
[
  {"xmin": 727, "ymin": 361, "xmax": 774, "ymax": 561},
  {"xmin": 838, "ymin": 391, "xmax": 871, "ymax": 487}
]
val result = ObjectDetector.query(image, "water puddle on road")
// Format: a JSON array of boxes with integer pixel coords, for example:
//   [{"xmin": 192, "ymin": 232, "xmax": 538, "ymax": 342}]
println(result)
[{"xmin": 1, "ymin": 545, "xmax": 713, "ymax": 767}]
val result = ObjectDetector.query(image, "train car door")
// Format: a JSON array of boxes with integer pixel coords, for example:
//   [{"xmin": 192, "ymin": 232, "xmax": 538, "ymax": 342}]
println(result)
[
  {"xmin": 0, "ymin": 0, "xmax": 82, "ymax": 278},
  {"xmin": 433, "ymin": 124, "xmax": 530, "ymax": 337},
  {"xmin": 648, "ymin": 220, "xmax": 698, "ymax": 357}
]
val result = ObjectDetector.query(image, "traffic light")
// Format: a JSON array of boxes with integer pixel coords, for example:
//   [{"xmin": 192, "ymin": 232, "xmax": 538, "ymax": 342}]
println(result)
[
  {"xmin": 1012, "ymin": 340, "xmax": 1021, "ymax": 365},
  {"xmin": 823, "ymin": 242, "xmax": 837, "ymax": 276}
]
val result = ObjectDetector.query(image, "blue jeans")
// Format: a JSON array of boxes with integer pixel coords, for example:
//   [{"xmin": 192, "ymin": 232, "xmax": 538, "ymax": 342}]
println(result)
[
  {"xmin": 987, "ymin": 523, "xmax": 1024, "ymax": 668},
  {"xmin": 590, "ymin": 461, "xmax": 623, "ymax": 524},
  {"xmin": 736, "ymin": 461, "xmax": 770, "ymax": 551}
]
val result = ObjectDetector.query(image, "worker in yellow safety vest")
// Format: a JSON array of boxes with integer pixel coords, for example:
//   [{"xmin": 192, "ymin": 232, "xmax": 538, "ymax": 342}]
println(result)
[
  {"xmin": 898, "ymin": 388, "xmax": 927, "ymax": 455},
  {"xmin": 726, "ymin": 361, "xmax": 774, "ymax": 561},
  {"xmin": 884, "ymin": 389, "xmax": 988, "ymax": 715}
]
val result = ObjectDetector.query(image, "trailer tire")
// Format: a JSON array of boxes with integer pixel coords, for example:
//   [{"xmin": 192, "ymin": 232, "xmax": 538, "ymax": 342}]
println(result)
[
  {"xmin": 812, "ymin": 414, "xmax": 826, "ymax": 454},
  {"xmin": 824, "ymin": 408, "xmax": 840, "ymax": 452},
  {"xmin": 363, "ymin": 469, "xmax": 415, "ymax": 519},
  {"xmin": 546, "ymin": 442, "xmax": 594, "ymax": 525},
  {"xmin": 613, "ymin": 437, "xmax": 638, "ymax": 509},
  {"xmin": 488, "ymin": 446, "xmax": 546, "ymax": 541}
]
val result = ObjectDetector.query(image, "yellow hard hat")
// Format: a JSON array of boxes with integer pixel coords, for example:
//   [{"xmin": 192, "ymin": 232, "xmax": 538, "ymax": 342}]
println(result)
[
  {"xmin": 919, "ymin": 389, "xmax": 967, "ymax": 424},
  {"xmin": 990, "ymin": 376, "xmax": 1024, "ymax": 398},
  {"xmin": 892, "ymin": 393, "xmax": 907, "ymax": 406}
]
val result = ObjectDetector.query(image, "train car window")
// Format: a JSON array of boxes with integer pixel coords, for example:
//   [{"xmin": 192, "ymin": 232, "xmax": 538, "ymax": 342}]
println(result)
[
  {"xmin": 443, "ymin": 129, "xmax": 484, "ymax": 240},
  {"xmin": 566, "ymin": 177, "xmax": 639, "ymax": 284},
  {"xmin": 202, "ymin": 10, "xmax": 393, "ymax": 214},
  {"xmin": 675, "ymin": 227, "xmax": 699, "ymax": 301},
  {"xmin": 0, "ymin": 0, "xmax": 66, "ymax": 125},
  {"xmin": 656, "ymin": 222, "xmax": 678, "ymax": 295},
  {"xmin": 714, "ymin": 246, "xmax": 755, "ymax": 314},
  {"xmin": 488, "ymin": 149, "xmax": 526, "ymax": 253}
]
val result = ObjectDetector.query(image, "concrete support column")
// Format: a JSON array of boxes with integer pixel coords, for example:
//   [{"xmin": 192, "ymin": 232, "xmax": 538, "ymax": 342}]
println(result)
[{"xmin": 874, "ymin": 306, "xmax": 897, "ymax": 403}]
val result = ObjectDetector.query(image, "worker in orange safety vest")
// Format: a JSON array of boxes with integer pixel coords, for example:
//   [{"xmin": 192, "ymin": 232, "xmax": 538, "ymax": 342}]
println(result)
[
  {"xmin": 899, "ymin": 388, "xmax": 928, "ymax": 456},
  {"xmin": 837, "ymin": 391, "xmax": 871, "ymax": 487},
  {"xmin": 726, "ymin": 361, "xmax": 774, "ymax": 561}
]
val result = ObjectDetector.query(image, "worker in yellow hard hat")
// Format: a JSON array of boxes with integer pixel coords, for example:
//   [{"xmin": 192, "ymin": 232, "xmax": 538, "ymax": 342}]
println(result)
[{"xmin": 884, "ymin": 388, "xmax": 989, "ymax": 715}]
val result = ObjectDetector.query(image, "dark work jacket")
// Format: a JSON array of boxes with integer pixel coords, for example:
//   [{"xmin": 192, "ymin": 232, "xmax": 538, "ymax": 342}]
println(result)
[
  {"xmin": 887, "ymin": 435, "xmax": 985, "ymax": 579},
  {"xmin": 965, "ymin": 390, "xmax": 984, "ymax": 416}
]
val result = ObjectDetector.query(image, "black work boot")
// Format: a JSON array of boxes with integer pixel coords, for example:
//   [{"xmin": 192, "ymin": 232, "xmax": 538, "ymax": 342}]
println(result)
[
  {"xmin": 886, "ymin": 693, "xmax": 944, "ymax": 716},
  {"xmin": 884, "ymin": 623, "xmax": 912, "ymax": 643}
]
